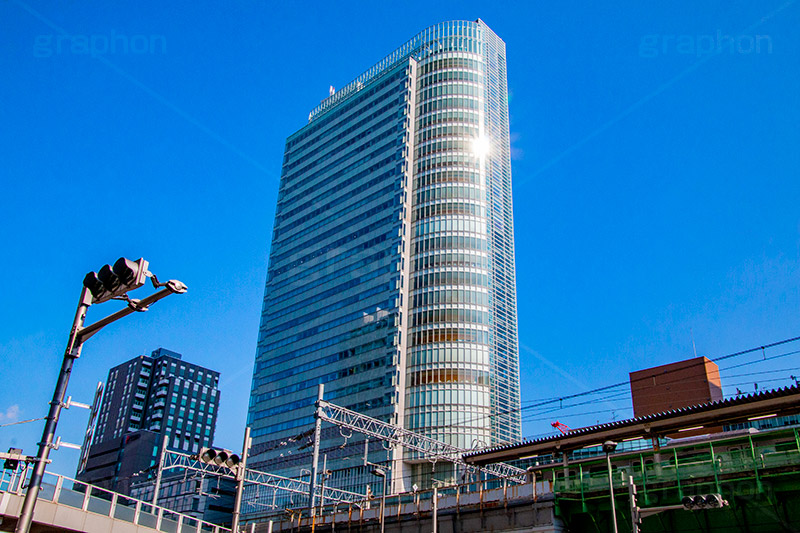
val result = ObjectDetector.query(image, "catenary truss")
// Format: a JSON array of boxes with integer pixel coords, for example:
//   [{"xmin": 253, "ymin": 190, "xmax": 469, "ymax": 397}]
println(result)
[
  {"xmin": 316, "ymin": 400, "xmax": 527, "ymax": 483},
  {"xmin": 161, "ymin": 450, "xmax": 365, "ymax": 504}
]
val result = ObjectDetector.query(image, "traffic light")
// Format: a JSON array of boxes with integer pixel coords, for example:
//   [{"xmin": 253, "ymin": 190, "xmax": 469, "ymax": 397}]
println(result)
[
  {"xmin": 682, "ymin": 494, "xmax": 728, "ymax": 510},
  {"xmin": 83, "ymin": 258, "xmax": 149, "ymax": 303},
  {"xmin": 3, "ymin": 448, "xmax": 23, "ymax": 471},
  {"xmin": 194, "ymin": 447, "xmax": 241, "ymax": 471}
]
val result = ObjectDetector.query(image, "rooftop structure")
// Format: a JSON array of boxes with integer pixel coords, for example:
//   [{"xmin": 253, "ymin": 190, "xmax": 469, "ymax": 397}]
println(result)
[{"xmin": 630, "ymin": 356, "xmax": 723, "ymax": 417}]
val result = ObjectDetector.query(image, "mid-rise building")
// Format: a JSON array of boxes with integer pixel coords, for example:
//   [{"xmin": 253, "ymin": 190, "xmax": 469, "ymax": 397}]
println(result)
[
  {"xmin": 77, "ymin": 348, "xmax": 220, "ymax": 494},
  {"xmin": 247, "ymin": 19, "xmax": 520, "ymax": 503}
]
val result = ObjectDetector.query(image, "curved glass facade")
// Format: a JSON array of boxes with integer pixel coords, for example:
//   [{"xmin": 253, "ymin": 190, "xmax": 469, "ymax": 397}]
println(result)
[
  {"xmin": 246, "ymin": 20, "xmax": 519, "ymax": 511},
  {"xmin": 407, "ymin": 47, "xmax": 493, "ymax": 454},
  {"xmin": 403, "ymin": 22, "xmax": 521, "ymax": 484}
]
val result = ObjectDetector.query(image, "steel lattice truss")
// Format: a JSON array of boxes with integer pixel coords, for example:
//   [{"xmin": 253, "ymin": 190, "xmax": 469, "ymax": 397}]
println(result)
[
  {"xmin": 316, "ymin": 400, "xmax": 527, "ymax": 483},
  {"xmin": 162, "ymin": 450, "xmax": 365, "ymax": 504}
]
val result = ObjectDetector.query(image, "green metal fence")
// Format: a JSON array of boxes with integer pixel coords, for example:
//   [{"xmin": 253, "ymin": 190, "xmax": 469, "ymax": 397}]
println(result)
[{"xmin": 543, "ymin": 427, "xmax": 800, "ymax": 506}]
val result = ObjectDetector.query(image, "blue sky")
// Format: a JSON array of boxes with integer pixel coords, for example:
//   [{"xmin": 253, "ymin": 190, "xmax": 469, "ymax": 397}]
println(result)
[{"xmin": 1, "ymin": 1, "xmax": 798, "ymax": 476}]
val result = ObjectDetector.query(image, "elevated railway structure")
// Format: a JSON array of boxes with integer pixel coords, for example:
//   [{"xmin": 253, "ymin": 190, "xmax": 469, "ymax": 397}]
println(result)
[
  {"xmin": 256, "ymin": 386, "xmax": 800, "ymax": 532},
  {"xmin": 4, "ymin": 386, "xmax": 798, "ymax": 532},
  {"xmin": 464, "ymin": 385, "xmax": 800, "ymax": 532}
]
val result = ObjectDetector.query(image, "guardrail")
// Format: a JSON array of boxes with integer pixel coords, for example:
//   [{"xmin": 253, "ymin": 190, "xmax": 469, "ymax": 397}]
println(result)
[{"xmin": 0, "ymin": 469, "xmax": 231, "ymax": 533}]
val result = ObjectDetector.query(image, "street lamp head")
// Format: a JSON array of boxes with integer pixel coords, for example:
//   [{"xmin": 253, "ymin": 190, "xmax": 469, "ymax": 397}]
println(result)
[
  {"xmin": 371, "ymin": 467, "xmax": 386, "ymax": 478},
  {"xmin": 602, "ymin": 441, "xmax": 618, "ymax": 454},
  {"xmin": 166, "ymin": 279, "xmax": 188, "ymax": 294}
]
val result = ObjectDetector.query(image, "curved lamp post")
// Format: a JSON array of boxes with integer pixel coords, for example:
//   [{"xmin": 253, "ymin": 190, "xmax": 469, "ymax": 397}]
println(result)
[
  {"xmin": 603, "ymin": 440, "xmax": 619, "ymax": 533},
  {"xmin": 371, "ymin": 467, "xmax": 387, "ymax": 533}
]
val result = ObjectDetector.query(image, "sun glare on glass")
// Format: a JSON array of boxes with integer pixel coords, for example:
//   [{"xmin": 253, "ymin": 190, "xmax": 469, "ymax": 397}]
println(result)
[{"xmin": 473, "ymin": 135, "xmax": 491, "ymax": 158}]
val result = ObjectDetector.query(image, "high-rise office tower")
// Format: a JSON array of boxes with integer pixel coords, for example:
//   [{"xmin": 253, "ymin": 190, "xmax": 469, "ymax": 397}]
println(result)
[
  {"xmin": 78, "ymin": 348, "xmax": 220, "ymax": 494},
  {"xmin": 247, "ymin": 19, "xmax": 520, "ymax": 499}
]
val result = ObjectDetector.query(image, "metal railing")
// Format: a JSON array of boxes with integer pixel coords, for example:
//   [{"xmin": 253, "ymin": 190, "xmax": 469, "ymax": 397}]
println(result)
[
  {"xmin": 0, "ymin": 469, "xmax": 231, "ymax": 533},
  {"xmin": 264, "ymin": 476, "xmax": 543, "ymax": 531},
  {"xmin": 543, "ymin": 426, "xmax": 800, "ymax": 504}
]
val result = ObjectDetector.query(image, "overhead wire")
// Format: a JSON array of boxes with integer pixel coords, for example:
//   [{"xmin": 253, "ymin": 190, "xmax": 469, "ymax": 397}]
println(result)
[
  {"xmin": 250, "ymin": 337, "xmax": 800, "ymax": 454},
  {"xmin": 0, "ymin": 417, "xmax": 46, "ymax": 428},
  {"xmin": 721, "ymin": 366, "xmax": 800, "ymax": 378},
  {"xmin": 244, "ymin": 336, "xmax": 800, "ymax": 487},
  {"xmin": 437, "ymin": 335, "xmax": 800, "ymax": 432}
]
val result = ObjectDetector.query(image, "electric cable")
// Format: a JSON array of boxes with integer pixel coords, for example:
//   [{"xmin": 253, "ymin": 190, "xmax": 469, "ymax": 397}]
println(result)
[
  {"xmin": 438, "ymin": 335, "xmax": 800, "ymax": 431},
  {"xmin": 0, "ymin": 417, "xmax": 46, "ymax": 428}
]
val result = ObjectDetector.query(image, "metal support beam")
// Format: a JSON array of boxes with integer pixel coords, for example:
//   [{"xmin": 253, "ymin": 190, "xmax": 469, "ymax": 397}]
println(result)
[
  {"xmin": 432, "ymin": 486, "xmax": 438, "ymax": 533},
  {"xmin": 77, "ymin": 284, "xmax": 185, "ymax": 343}
]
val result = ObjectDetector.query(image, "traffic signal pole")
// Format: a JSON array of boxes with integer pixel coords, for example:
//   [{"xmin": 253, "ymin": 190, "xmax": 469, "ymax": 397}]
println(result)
[
  {"xmin": 15, "ymin": 287, "xmax": 92, "ymax": 533},
  {"xmin": 625, "ymin": 476, "xmax": 727, "ymax": 528},
  {"xmin": 15, "ymin": 267, "xmax": 187, "ymax": 533},
  {"xmin": 77, "ymin": 282, "xmax": 186, "ymax": 342}
]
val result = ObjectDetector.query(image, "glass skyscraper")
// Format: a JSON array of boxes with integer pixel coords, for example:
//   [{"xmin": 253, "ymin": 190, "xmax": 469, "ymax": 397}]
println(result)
[{"xmin": 246, "ymin": 19, "xmax": 520, "ymax": 504}]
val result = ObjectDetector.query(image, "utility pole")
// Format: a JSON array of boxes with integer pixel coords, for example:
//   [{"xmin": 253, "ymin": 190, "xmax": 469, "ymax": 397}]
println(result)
[{"xmin": 309, "ymin": 384, "xmax": 324, "ymax": 518}]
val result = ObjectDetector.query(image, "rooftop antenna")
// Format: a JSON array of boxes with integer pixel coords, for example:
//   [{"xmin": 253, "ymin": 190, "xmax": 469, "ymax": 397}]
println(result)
[{"xmin": 690, "ymin": 327, "xmax": 698, "ymax": 358}]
